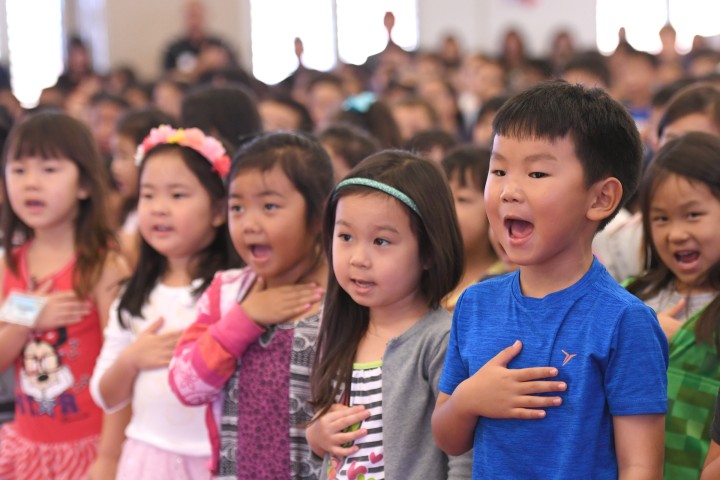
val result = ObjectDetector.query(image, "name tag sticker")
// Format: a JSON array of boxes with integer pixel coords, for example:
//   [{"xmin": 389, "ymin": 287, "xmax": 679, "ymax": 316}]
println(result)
[{"xmin": 0, "ymin": 292, "xmax": 46, "ymax": 328}]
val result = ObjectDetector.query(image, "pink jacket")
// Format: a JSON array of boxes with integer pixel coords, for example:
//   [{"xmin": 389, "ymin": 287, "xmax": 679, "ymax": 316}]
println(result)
[{"xmin": 168, "ymin": 268, "xmax": 263, "ymax": 474}]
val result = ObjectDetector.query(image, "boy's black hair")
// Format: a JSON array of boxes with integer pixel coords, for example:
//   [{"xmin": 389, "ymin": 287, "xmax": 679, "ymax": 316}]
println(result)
[{"xmin": 493, "ymin": 80, "xmax": 642, "ymax": 229}]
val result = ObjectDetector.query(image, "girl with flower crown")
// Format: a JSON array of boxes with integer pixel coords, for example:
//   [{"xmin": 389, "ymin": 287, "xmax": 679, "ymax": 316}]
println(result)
[{"xmin": 89, "ymin": 125, "xmax": 240, "ymax": 479}]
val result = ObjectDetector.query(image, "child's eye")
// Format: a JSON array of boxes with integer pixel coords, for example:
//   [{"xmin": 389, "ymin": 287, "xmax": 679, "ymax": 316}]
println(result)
[
  {"xmin": 229, "ymin": 203, "xmax": 244, "ymax": 213},
  {"xmin": 491, "ymin": 169, "xmax": 506, "ymax": 177},
  {"xmin": 373, "ymin": 238, "xmax": 390, "ymax": 246},
  {"xmin": 337, "ymin": 233, "xmax": 352, "ymax": 242},
  {"xmin": 264, "ymin": 203, "xmax": 279, "ymax": 212},
  {"xmin": 10, "ymin": 166, "xmax": 24, "ymax": 175},
  {"xmin": 140, "ymin": 192, "xmax": 153, "ymax": 200},
  {"xmin": 650, "ymin": 215, "xmax": 668, "ymax": 223},
  {"xmin": 687, "ymin": 211, "xmax": 704, "ymax": 219},
  {"xmin": 172, "ymin": 192, "xmax": 187, "ymax": 200},
  {"xmin": 529, "ymin": 172, "xmax": 547, "ymax": 179}
]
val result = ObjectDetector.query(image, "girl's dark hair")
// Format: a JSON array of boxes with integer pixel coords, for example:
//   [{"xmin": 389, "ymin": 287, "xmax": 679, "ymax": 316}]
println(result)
[
  {"xmin": 627, "ymin": 132, "xmax": 720, "ymax": 348},
  {"xmin": 181, "ymin": 83, "xmax": 261, "ymax": 154},
  {"xmin": 115, "ymin": 108, "xmax": 178, "ymax": 223},
  {"xmin": 311, "ymin": 150, "xmax": 463, "ymax": 418},
  {"xmin": 229, "ymin": 132, "xmax": 334, "ymax": 231},
  {"xmin": 1, "ymin": 111, "xmax": 115, "ymax": 297},
  {"xmin": 117, "ymin": 143, "xmax": 239, "ymax": 324}
]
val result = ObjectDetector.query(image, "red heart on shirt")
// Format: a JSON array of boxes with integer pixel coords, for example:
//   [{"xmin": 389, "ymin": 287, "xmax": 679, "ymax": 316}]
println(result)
[
  {"xmin": 369, "ymin": 451, "xmax": 383, "ymax": 464},
  {"xmin": 347, "ymin": 461, "xmax": 368, "ymax": 480}
]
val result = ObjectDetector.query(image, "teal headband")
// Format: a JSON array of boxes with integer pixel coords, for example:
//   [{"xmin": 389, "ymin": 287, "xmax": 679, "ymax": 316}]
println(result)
[{"xmin": 336, "ymin": 177, "xmax": 421, "ymax": 217}]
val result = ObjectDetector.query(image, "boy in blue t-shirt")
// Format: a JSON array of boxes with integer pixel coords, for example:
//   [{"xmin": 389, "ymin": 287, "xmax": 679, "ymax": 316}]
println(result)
[{"xmin": 432, "ymin": 80, "xmax": 669, "ymax": 479}]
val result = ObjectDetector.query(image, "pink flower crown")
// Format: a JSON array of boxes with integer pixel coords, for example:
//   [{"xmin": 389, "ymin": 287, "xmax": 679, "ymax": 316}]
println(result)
[{"xmin": 135, "ymin": 124, "xmax": 231, "ymax": 178}]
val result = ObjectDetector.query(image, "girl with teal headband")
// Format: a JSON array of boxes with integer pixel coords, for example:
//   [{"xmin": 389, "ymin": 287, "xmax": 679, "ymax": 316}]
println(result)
[{"xmin": 307, "ymin": 150, "xmax": 471, "ymax": 479}]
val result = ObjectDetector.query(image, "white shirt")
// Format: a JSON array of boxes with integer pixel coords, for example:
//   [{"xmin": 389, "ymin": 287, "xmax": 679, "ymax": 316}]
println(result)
[{"xmin": 90, "ymin": 281, "xmax": 211, "ymax": 456}]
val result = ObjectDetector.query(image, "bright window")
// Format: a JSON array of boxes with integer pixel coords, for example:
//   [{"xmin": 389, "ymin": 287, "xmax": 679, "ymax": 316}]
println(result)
[
  {"xmin": 6, "ymin": 0, "xmax": 64, "ymax": 107},
  {"xmin": 597, "ymin": 0, "xmax": 720, "ymax": 55},
  {"xmin": 669, "ymin": 0, "xmax": 720, "ymax": 53},
  {"xmin": 596, "ymin": 0, "xmax": 667, "ymax": 54},
  {"xmin": 249, "ymin": 0, "xmax": 418, "ymax": 84},
  {"xmin": 249, "ymin": 0, "xmax": 336, "ymax": 86},
  {"xmin": 336, "ymin": 0, "xmax": 418, "ymax": 65}
]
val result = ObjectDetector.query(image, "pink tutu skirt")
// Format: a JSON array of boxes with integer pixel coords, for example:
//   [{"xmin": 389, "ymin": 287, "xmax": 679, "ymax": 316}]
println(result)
[{"xmin": 116, "ymin": 437, "xmax": 211, "ymax": 480}]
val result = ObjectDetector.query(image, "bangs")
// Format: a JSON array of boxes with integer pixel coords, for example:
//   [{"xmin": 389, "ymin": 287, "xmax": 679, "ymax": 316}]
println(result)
[{"xmin": 9, "ymin": 132, "xmax": 69, "ymax": 161}]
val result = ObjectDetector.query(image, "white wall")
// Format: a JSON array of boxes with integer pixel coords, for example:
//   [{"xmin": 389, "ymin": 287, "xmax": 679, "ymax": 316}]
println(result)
[
  {"xmin": 417, "ymin": 0, "xmax": 597, "ymax": 57},
  {"xmin": 94, "ymin": 0, "xmax": 250, "ymax": 81}
]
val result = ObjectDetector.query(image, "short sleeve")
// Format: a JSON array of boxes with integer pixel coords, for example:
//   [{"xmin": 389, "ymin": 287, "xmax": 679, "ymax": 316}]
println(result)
[
  {"xmin": 605, "ymin": 303, "xmax": 669, "ymax": 415},
  {"xmin": 438, "ymin": 291, "xmax": 470, "ymax": 395},
  {"xmin": 89, "ymin": 297, "xmax": 135, "ymax": 413}
]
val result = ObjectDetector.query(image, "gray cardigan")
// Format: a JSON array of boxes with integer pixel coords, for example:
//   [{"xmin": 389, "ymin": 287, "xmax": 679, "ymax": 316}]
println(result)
[{"xmin": 321, "ymin": 308, "xmax": 472, "ymax": 479}]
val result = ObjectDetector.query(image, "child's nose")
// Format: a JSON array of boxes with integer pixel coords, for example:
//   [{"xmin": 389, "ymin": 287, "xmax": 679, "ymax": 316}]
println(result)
[
  {"xmin": 240, "ymin": 210, "xmax": 261, "ymax": 233},
  {"xmin": 668, "ymin": 223, "xmax": 690, "ymax": 242},
  {"xmin": 349, "ymin": 245, "xmax": 370, "ymax": 268},
  {"xmin": 150, "ymin": 198, "xmax": 170, "ymax": 215},
  {"xmin": 500, "ymin": 180, "xmax": 523, "ymax": 203}
]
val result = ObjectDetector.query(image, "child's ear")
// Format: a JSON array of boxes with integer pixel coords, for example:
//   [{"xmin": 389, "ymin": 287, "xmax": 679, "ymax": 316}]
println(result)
[
  {"xmin": 77, "ymin": 186, "xmax": 90, "ymax": 200},
  {"xmin": 211, "ymin": 200, "xmax": 227, "ymax": 227},
  {"xmin": 587, "ymin": 177, "xmax": 622, "ymax": 223}
]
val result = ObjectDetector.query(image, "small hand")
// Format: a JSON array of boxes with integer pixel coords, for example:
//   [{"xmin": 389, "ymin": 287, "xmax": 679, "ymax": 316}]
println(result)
[
  {"xmin": 33, "ymin": 279, "xmax": 92, "ymax": 331},
  {"xmin": 657, "ymin": 298, "xmax": 686, "ymax": 340},
  {"xmin": 241, "ymin": 278, "xmax": 324, "ymax": 327},
  {"xmin": 121, "ymin": 318, "xmax": 183, "ymax": 371},
  {"xmin": 457, "ymin": 340, "xmax": 566, "ymax": 420},
  {"xmin": 306, "ymin": 404, "xmax": 371, "ymax": 457}
]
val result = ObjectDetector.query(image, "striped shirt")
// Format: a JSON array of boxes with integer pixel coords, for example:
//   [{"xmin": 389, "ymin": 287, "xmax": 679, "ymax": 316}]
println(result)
[{"xmin": 331, "ymin": 362, "xmax": 385, "ymax": 480}]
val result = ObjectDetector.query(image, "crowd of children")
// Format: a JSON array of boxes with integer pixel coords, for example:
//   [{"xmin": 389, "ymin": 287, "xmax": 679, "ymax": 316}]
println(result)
[{"xmin": 0, "ymin": 14, "xmax": 720, "ymax": 480}]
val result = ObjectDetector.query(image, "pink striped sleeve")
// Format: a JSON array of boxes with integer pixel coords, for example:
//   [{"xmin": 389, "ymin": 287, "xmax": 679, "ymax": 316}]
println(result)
[{"xmin": 168, "ymin": 272, "xmax": 263, "ymax": 406}]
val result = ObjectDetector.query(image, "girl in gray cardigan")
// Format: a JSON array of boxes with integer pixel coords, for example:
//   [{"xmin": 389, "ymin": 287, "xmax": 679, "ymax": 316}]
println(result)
[{"xmin": 307, "ymin": 151, "xmax": 472, "ymax": 479}]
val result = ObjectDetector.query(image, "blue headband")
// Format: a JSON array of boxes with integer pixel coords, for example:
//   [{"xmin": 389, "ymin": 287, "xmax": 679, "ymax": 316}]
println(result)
[{"xmin": 336, "ymin": 177, "xmax": 421, "ymax": 217}]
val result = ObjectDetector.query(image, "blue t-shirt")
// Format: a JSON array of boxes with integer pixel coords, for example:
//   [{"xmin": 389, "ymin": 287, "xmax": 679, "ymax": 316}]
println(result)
[{"xmin": 439, "ymin": 258, "xmax": 668, "ymax": 479}]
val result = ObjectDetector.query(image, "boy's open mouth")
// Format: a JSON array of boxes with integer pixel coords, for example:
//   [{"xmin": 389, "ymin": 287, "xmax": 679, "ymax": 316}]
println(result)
[{"xmin": 505, "ymin": 218, "xmax": 534, "ymax": 240}]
